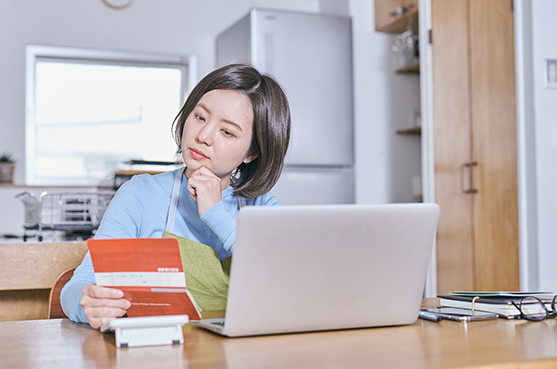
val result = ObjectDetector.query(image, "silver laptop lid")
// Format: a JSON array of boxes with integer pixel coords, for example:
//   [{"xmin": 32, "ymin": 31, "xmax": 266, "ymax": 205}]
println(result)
[{"xmin": 223, "ymin": 203, "xmax": 440, "ymax": 337}]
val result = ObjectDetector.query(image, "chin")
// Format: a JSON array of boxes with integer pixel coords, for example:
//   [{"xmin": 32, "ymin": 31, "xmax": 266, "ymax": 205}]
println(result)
[{"xmin": 182, "ymin": 156, "xmax": 197, "ymax": 169}]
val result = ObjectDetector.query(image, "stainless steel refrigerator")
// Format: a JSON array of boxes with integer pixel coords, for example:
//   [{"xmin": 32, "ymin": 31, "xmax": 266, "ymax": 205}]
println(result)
[{"xmin": 216, "ymin": 8, "xmax": 354, "ymax": 205}]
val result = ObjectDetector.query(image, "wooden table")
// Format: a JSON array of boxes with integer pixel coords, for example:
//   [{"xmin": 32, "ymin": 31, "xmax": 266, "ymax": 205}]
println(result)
[{"xmin": 2, "ymin": 312, "xmax": 557, "ymax": 369}]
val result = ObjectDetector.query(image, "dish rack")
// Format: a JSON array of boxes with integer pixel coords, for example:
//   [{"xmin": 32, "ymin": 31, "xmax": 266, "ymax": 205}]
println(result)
[{"xmin": 16, "ymin": 191, "xmax": 115, "ymax": 241}]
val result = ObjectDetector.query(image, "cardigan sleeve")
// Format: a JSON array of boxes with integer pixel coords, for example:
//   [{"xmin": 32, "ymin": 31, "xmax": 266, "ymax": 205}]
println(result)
[
  {"xmin": 93, "ymin": 177, "xmax": 149, "ymax": 239},
  {"xmin": 60, "ymin": 252, "xmax": 95, "ymax": 323},
  {"xmin": 60, "ymin": 174, "xmax": 164, "ymax": 323}
]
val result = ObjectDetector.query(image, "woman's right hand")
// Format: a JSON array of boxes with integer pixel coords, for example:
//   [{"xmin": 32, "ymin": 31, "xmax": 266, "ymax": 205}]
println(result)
[
  {"xmin": 187, "ymin": 166, "xmax": 223, "ymax": 216},
  {"xmin": 80, "ymin": 284, "xmax": 131, "ymax": 329}
]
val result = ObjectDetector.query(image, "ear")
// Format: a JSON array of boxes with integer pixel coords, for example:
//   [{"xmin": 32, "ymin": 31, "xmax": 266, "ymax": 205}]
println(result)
[{"xmin": 243, "ymin": 153, "xmax": 257, "ymax": 164}]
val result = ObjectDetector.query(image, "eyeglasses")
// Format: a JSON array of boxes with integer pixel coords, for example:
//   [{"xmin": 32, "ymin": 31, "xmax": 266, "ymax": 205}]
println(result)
[{"xmin": 512, "ymin": 295, "xmax": 557, "ymax": 321}]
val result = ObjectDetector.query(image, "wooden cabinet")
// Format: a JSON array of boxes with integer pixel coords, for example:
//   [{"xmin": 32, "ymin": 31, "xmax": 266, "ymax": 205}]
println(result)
[
  {"xmin": 375, "ymin": 0, "xmax": 419, "ymax": 33},
  {"xmin": 374, "ymin": 0, "xmax": 519, "ymax": 293},
  {"xmin": 431, "ymin": 0, "xmax": 519, "ymax": 294}
]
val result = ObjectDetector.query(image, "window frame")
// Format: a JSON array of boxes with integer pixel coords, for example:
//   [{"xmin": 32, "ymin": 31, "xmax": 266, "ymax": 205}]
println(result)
[{"xmin": 25, "ymin": 44, "xmax": 197, "ymax": 185}]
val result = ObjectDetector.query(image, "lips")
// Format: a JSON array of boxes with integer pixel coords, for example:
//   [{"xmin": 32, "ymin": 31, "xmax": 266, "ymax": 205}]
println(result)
[{"xmin": 189, "ymin": 148, "xmax": 209, "ymax": 160}]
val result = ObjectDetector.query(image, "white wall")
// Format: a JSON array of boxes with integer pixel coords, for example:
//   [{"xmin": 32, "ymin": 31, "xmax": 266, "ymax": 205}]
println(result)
[
  {"xmin": 0, "ymin": 0, "xmax": 418, "ymax": 237},
  {"xmin": 0, "ymin": 0, "xmax": 320, "ymax": 185},
  {"xmin": 530, "ymin": 0, "xmax": 557, "ymax": 292},
  {"xmin": 0, "ymin": 0, "xmax": 314, "ymax": 236},
  {"xmin": 515, "ymin": 0, "xmax": 539, "ymax": 292},
  {"xmin": 515, "ymin": 0, "xmax": 557, "ymax": 292},
  {"xmin": 350, "ymin": 0, "xmax": 422, "ymax": 204}
]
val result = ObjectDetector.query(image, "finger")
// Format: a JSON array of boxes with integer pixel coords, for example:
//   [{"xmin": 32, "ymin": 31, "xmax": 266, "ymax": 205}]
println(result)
[
  {"xmin": 188, "ymin": 172, "xmax": 221, "ymax": 192},
  {"xmin": 189, "ymin": 167, "xmax": 222, "ymax": 187},
  {"xmin": 82, "ymin": 300, "xmax": 130, "ymax": 329},
  {"xmin": 187, "ymin": 182, "xmax": 198, "ymax": 201},
  {"xmin": 88, "ymin": 311, "xmax": 127, "ymax": 330},
  {"xmin": 188, "ymin": 172, "xmax": 216, "ymax": 200},
  {"xmin": 83, "ymin": 284, "xmax": 124, "ymax": 300},
  {"xmin": 80, "ymin": 295, "xmax": 131, "ymax": 310},
  {"xmin": 89, "ymin": 318, "xmax": 112, "ymax": 330},
  {"xmin": 86, "ymin": 306, "xmax": 129, "ymax": 319},
  {"xmin": 190, "ymin": 166, "xmax": 215, "ymax": 177}
]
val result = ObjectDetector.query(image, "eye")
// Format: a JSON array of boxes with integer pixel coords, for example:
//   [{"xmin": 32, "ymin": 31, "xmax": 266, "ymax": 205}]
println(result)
[
  {"xmin": 222, "ymin": 129, "xmax": 235, "ymax": 138},
  {"xmin": 195, "ymin": 114, "xmax": 205, "ymax": 122}
]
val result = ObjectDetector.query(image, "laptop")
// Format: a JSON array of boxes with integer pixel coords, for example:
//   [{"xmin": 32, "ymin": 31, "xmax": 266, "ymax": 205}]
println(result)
[{"xmin": 192, "ymin": 203, "xmax": 440, "ymax": 337}]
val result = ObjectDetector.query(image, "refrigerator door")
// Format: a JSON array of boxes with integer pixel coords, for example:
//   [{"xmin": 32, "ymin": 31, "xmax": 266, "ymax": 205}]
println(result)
[
  {"xmin": 217, "ymin": 9, "xmax": 354, "ymax": 166},
  {"xmin": 216, "ymin": 12, "xmax": 251, "ymax": 67},
  {"xmin": 251, "ymin": 9, "xmax": 354, "ymax": 166},
  {"xmin": 271, "ymin": 166, "xmax": 354, "ymax": 205}
]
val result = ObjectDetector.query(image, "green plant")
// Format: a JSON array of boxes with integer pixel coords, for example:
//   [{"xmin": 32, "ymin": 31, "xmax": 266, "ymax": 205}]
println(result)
[{"xmin": 0, "ymin": 152, "xmax": 15, "ymax": 163}]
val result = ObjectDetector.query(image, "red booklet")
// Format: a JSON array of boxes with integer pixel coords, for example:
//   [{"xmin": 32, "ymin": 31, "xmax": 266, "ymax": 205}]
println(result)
[{"xmin": 87, "ymin": 238, "xmax": 201, "ymax": 320}]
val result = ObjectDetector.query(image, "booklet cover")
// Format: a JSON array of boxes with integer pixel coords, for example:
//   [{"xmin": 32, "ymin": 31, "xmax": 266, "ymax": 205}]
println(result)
[
  {"xmin": 450, "ymin": 291, "xmax": 554, "ymax": 298},
  {"xmin": 88, "ymin": 238, "xmax": 202, "ymax": 320}
]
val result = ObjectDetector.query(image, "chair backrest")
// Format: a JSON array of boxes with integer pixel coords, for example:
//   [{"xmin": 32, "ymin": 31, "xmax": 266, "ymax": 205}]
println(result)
[{"xmin": 48, "ymin": 268, "xmax": 76, "ymax": 319}]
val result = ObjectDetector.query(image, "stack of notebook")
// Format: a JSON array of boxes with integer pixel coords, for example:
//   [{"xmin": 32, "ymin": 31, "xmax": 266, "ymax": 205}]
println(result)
[{"xmin": 438, "ymin": 291, "xmax": 555, "ymax": 319}]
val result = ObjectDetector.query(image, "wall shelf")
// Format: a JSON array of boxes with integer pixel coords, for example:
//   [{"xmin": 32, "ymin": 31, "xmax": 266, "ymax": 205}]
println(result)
[
  {"xmin": 396, "ymin": 126, "xmax": 421, "ymax": 135},
  {"xmin": 396, "ymin": 62, "xmax": 420, "ymax": 74}
]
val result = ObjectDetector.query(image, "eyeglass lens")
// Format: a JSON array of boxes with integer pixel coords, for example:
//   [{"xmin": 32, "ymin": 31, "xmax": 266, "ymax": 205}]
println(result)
[{"xmin": 519, "ymin": 297, "xmax": 548, "ymax": 321}]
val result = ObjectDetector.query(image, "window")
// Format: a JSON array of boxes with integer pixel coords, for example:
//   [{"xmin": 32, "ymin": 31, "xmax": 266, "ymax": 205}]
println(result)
[{"xmin": 25, "ymin": 45, "xmax": 197, "ymax": 185}]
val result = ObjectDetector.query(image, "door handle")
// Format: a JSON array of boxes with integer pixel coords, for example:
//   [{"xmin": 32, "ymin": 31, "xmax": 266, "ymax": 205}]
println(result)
[{"xmin": 460, "ymin": 162, "xmax": 478, "ymax": 194}]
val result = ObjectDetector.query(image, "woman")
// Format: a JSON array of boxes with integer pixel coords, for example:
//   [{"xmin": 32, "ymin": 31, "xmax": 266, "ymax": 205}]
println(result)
[{"xmin": 61, "ymin": 63, "xmax": 291, "ymax": 328}]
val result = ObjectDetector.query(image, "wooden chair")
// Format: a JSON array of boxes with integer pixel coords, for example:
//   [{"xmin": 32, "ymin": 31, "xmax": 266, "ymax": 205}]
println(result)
[
  {"xmin": 0, "ymin": 242, "xmax": 87, "ymax": 321},
  {"xmin": 48, "ymin": 268, "xmax": 76, "ymax": 319}
]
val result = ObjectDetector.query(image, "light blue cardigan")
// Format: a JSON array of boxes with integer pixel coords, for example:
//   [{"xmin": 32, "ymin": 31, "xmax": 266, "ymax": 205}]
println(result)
[{"xmin": 60, "ymin": 168, "xmax": 280, "ymax": 323}]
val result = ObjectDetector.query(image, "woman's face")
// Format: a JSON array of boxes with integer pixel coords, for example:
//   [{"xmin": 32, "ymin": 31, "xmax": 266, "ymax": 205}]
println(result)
[{"xmin": 182, "ymin": 89, "xmax": 255, "ymax": 184}]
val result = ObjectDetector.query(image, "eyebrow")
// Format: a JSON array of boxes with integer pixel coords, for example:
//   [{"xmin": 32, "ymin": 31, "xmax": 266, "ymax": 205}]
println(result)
[{"xmin": 196, "ymin": 103, "xmax": 243, "ymax": 132}]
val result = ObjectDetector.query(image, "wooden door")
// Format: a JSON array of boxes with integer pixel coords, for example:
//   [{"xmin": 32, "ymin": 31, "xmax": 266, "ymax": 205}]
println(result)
[
  {"xmin": 432, "ymin": 0, "xmax": 519, "ymax": 294},
  {"xmin": 469, "ymin": 0, "xmax": 519, "ymax": 291},
  {"xmin": 432, "ymin": 0, "xmax": 475, "ymax": 294}
]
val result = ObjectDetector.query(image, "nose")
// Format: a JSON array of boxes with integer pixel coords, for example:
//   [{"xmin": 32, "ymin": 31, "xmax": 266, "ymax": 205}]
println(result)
[{"xmin": 196, "ymin": 121, "xmax": 216, "ymax": 146}]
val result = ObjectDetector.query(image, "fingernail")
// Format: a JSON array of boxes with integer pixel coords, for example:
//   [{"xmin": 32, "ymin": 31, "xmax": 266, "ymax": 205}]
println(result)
[
  {"xmin": 125, "ymin": 301, "xmax": 131, "ymax": 309},
  {"xmin": 117, "ymin": 291, "xmax": 124, "ymax": 298}
]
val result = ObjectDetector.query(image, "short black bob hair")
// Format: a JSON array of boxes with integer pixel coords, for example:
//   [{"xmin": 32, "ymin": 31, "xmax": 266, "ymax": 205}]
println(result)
[{"xmin": 172, "ymin": 63, "xmax": 291, "ymax": 198}]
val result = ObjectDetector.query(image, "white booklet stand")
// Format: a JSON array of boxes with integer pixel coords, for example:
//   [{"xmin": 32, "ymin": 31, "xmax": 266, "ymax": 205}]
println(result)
[{"xmin": 100, "ymin": 315, "xmax": 190, "ymax": 348}]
